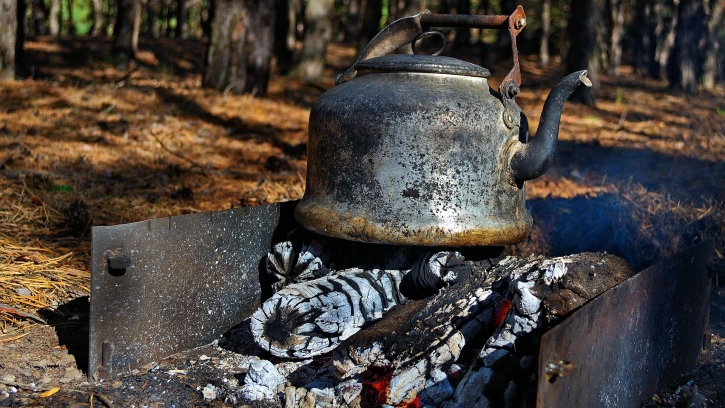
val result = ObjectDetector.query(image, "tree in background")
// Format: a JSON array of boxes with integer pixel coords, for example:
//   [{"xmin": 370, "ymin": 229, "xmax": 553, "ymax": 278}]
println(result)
[
  {"xmin": 113, "ymin": 0, "xmax": 142, "ymax": 68},
  {"xmin": 176, "ymin": 0, "xmax": 189, "ymax": 39},
  {"xmin": 274, "ymin": 0, "xmax": 300, "ymax": 74},
  {"xmin": 293, "ymin": 0, "xmax": 335, "ymax": 80},
  {"xmin": 49, "ymin": 0, "xmax": 61, "ymax": 36},
  {"xmin": 358, "ymin": 0, "xmax": 382, "ymax": 52},
  {"xmin": 31, "ymin": 0, "xmax": 48, "ymax": 35},
  {"xmin": 667, "ymin": 0, "xmax": 707, "ymax": 93},
  {"xmin": 702, "ymin": 0, "xmax": 724, "ymax": 89},
  {"xmin": 539, "ymin": 0, "xmax": 551, "ymax": 67},
  {"xmin": 606, "ymin": 0, "xmax": 625, "ymax": 75},
  {"xmin": 203, "ymin": 0, "xmax": 275, "ymax": 95},
  {"xmin": 16, "ymin": 0, "xmax": 26, "ymax": 75},
  {"xmin": 3, "ymin": 0, "xmax": 723, "ymax": 89},
  {"xmin": 565, "ymin": 0, "xmax": 605, "ymax": 106},
  {"xmin": 0, "ymin": 0, "xmax": 17, "ymax": 79},
  {"xmin": 91, "ymin": 0, "xmax": 105, "ymax": 36}
]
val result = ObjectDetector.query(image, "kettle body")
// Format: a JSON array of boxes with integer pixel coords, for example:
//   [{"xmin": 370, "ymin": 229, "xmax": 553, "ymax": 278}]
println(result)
[{"xmin": 294, "ymin": 9, "xmax": 591, "ymax": 246}]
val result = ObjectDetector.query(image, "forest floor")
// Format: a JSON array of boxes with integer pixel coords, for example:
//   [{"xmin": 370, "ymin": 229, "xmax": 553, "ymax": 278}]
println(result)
[{"xmin": 1, "ymin": 35, "xmax": 724, "ymax": 406}]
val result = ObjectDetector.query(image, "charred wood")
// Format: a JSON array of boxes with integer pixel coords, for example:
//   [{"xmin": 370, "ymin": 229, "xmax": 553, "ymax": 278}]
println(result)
[
  {"xmin": 253, "ymin": 247, "xmax": 467, "ymax": 358},
  {"xmin": 449, "ymin": 253, "xmax": 633, "ymax": 408},
  {"xmin": 332, "ymin": 253, "xmax": 631, "ymax": 406}
]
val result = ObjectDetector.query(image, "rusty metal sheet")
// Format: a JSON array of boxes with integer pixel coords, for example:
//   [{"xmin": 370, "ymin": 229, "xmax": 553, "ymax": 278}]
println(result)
[
  {"xmin": 537, "ymin": 240, "xmax": 714, "ymax": 407},
  {"xmin": 89, "ymin": 201, "xmax": 298, "ymax": 379}
]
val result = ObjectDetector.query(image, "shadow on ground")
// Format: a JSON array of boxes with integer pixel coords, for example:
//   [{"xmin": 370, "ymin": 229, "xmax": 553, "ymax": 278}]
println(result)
[
  {"xmin": 38, "ymin": 296, "xmax": 91, "ymax": 374},
  {"xmin": 551, "ymin": 141, "xmax": 725, "ymax": 201}
]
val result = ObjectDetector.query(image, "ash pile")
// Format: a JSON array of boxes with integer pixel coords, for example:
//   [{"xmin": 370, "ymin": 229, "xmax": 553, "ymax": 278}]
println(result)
[{"xmin": 222, "ymin": 229, "xmax": 633, "ymax": 407}]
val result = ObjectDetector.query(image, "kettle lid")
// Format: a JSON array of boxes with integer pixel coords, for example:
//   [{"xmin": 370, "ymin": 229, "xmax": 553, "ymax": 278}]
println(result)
[{"xmin": 354, "ymin": 54, "xmax": 491, "ymax": 78}]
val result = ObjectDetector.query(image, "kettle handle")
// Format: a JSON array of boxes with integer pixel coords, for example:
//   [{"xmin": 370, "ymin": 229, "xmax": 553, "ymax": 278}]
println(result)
[
  {"xmin": 336, "ymin": 7, "xmax": 527, "ymax": 93},
  {"xmin": 336, "ymin": 11, "xmax": 429, "ymax": 85}
]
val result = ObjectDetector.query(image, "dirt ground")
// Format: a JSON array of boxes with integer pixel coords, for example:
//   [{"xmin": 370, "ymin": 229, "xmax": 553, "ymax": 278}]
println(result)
[{"xmin": 1, "ymin": 36, "xmax": 724, "ymax": 406}]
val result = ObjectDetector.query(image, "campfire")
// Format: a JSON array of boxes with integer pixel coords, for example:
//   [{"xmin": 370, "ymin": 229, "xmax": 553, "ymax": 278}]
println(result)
[{"xmin": 214, "ymin": 231, "xmax": 633, "ymax": 407}]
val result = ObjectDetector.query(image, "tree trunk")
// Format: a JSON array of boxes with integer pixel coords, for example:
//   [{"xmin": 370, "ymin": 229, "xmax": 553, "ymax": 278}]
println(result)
[
  {"xmin": 453, "ymin": 0, "xmax": 471, "ymax": 50},
  {"xmin": 539, "ymin": 0, "xmax": 551, "ymax": 67},
  {"xmin": 175, "ymin": 0, "xmax": 188, "ymax": 38},
  {"xmin": 566, "ymin": 0, "xmax": 604, "ymax": 106},
  {"xmin": 633, "ymin": 0, "xmax": 651, "ymax": 73},
  {"xmin": 294, "ymin": 0, "xmax": 334, "ymax": 80},
  {"xmin": 345, "ymin": 0, "xmax": 361, "ymax": 43},
  {"xmin": 650, "ymin": 0, "xmax": 677, "ymax": 79},
  {"xmin": 49, "ymin": 0, "xmax": 60, "ymax": 36},
  {"xmin": 103, "ymin": 0, "xmax": 115, "ymax": 36},
  {"xmin": 90, "ymin": 0, "xmax": 105, "ymax": 35},
  {"xmin": 274, "ymin": 0, "xmax": 295, "ymax": 74},
  {"xmin": 65, "ymin": 0, "xmax": 75, "ymax": 34},
  {"xmin": 667, "ymin": 0, "xmax": 707, "ymax": 93},
  {"xmin": 15, "ymin": 0, "xmax": 24, "ymax": 76},
  {"xmin": 203, "ymin": 0, "xmax": 276, "ymax": 95},
  {"xmin": 202, "ymin": 0, "xmax": 214, "ymax": 38},
  {"xmin": 702, "ymin": 0, "xmax": 724, "ymax": 88},
  {"xmin": 357, "ymin": 0, "xmax": 382, "ymax": 53},
  {"xmin": 113, "ymin": 0, "xmax": 142, "ymax": 68},
  {"xmin": 608, "ymin": 0, "xmax": 625, "ymax": 75},
  {"xmin": 0, "ymin": 0, "xmax": 16, "ymax": 80},
  {"xmin": 31, "ymin": 0, "xmax": 48, "ymax": 35},
  {"xmin": 495, "ymin": 0, "xmax": 516, "ymax": 55},
  {"xmin": 146, "ymin": 0, "xmax": 161, "ymax": 37},
  {"xmin": 162, "ymin": 0, "xmax": 172, "ymax": 36},
  {"xmin": 190, "ymin": 0, "xmax": 202, "ymax": 37}
]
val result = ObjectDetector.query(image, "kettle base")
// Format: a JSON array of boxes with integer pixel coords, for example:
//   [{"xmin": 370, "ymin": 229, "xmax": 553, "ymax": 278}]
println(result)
[{"xmin": 294, "ymin": 203, "xmax": 533, "ymax": 247}]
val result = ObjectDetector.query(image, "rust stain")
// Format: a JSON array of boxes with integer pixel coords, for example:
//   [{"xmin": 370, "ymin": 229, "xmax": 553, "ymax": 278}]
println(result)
[{"xmin": 295, "ymin": 202, "xmax": 532, "ymax": 247}]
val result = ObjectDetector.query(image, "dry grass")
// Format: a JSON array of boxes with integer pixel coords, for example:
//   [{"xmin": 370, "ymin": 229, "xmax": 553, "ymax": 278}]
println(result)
[{"xmin": 0, "ymin": 195, "xmax": 89, "ymax": 338}]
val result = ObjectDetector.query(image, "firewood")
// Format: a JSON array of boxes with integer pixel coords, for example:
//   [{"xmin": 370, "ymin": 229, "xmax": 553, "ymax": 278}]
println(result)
[
  {"xmin": 449, "ymin": 252, "xmax": 633, "ymax": 408},
  {"xmin": 252, "ymin": 249, "xmax": 467, "ymax": 358},
  {"xmin": 332, "ymin": 253, "xmax": 633, "ymax": 406}
]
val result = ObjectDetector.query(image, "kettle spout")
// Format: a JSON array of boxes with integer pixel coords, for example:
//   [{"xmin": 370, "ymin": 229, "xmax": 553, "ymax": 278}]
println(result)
[{"xmin": 508, "ymin": 70, "xmax": 592, "ymax": 182}]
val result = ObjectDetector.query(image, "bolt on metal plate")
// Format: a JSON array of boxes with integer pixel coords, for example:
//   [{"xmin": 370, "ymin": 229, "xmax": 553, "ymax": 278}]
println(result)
[
  {"xmin": 89, "ymin": 201, "xmax": 298, "ymax": 379},
  {"xmin": 537, "ymin": 240, "xmax": 714, "ymax": 407}
]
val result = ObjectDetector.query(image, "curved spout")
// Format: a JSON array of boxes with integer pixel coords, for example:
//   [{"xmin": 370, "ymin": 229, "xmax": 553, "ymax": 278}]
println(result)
[{"xmin": 508, "ymin": 70, "xmax": 592, "ymax": 182}]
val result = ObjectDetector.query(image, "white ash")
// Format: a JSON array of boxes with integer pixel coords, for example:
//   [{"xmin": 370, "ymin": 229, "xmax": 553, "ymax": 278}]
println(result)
[
  {"xmin": 201, "ymin": 383, "xmax": 219, "ymax": 401},
  {"xmin": 336, "ymin": 379, "xmax": 363, "ymax": 405},
  {"xmin": 514, "ymin": 280, "xmax": 540, "ymax": 316},
  {"xmin": 239, "ymin": 360, "xmax": 287, "ymax": 402},
  {"xmin": 542, "ymin": 260, "xmax": 568, "ymax": 285},
  {"xmin": 419, "ymin": 368, "xmax": 455, "ymax": 406}
]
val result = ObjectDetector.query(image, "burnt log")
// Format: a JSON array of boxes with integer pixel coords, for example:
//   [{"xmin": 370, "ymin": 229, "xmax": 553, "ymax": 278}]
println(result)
[
  {"xmin": 332, "ymin": 253, "xmax": 633, "ymax": 406},
  {"xmin": 253, "ymin": 246, "xmax": 468, "ymax": 359},
  {"xmin": 450, "ymin": 253, "xmax": 633, "ymax": 408},
  {"xmin": 251, "ymin": 267, "xmax": 410, "ymax": 358}
]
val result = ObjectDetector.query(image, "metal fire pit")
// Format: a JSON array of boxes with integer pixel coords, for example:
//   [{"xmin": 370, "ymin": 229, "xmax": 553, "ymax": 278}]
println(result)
[
  {"xmin": 88, "ymin": 201, "xmax": 297, "ymax": 379},
  {"xmin": 537, "ymin": 240, "xmax": 713, "ymax": 407},
  {"xmin": 89, "ymin": 203, "xmax": 714, "ymax": 406}
]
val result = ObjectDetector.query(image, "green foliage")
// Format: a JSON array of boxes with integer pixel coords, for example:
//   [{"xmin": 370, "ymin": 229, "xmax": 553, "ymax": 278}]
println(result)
[
  {"xmin": 54, "ymin": 0, "xmax": 93, "ymax": 35},
  {"xmin": 615, "ymin": 88, "xmax": 624, "ymax": 104},
  {"xmin": 48, "ymin": 184, "xmax": 74, "ymax": 193},
  {"xmin": 717, "ymin": 107, "xmax": 725, "ymax": 117}
]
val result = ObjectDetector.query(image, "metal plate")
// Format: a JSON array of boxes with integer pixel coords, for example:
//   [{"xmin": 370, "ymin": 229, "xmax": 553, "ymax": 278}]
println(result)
[
  {"xmin": 89, "ymin": 201, "xmax": 298, "ymax": 379},
  {"xmin": 537, "ymin": 241, "xmax": 714, "ymax": 407}
]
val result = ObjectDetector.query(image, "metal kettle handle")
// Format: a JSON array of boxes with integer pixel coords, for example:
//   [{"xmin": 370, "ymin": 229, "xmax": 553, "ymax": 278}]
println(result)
[{"xmin": 336, "ymin": 6, "xmax": 527, "ymax": 96}]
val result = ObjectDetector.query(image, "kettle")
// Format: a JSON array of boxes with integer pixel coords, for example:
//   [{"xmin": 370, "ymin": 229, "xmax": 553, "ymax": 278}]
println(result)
[{"xmin": 295, "ymin": 6, "xmax": 592, "ymax": 246}]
